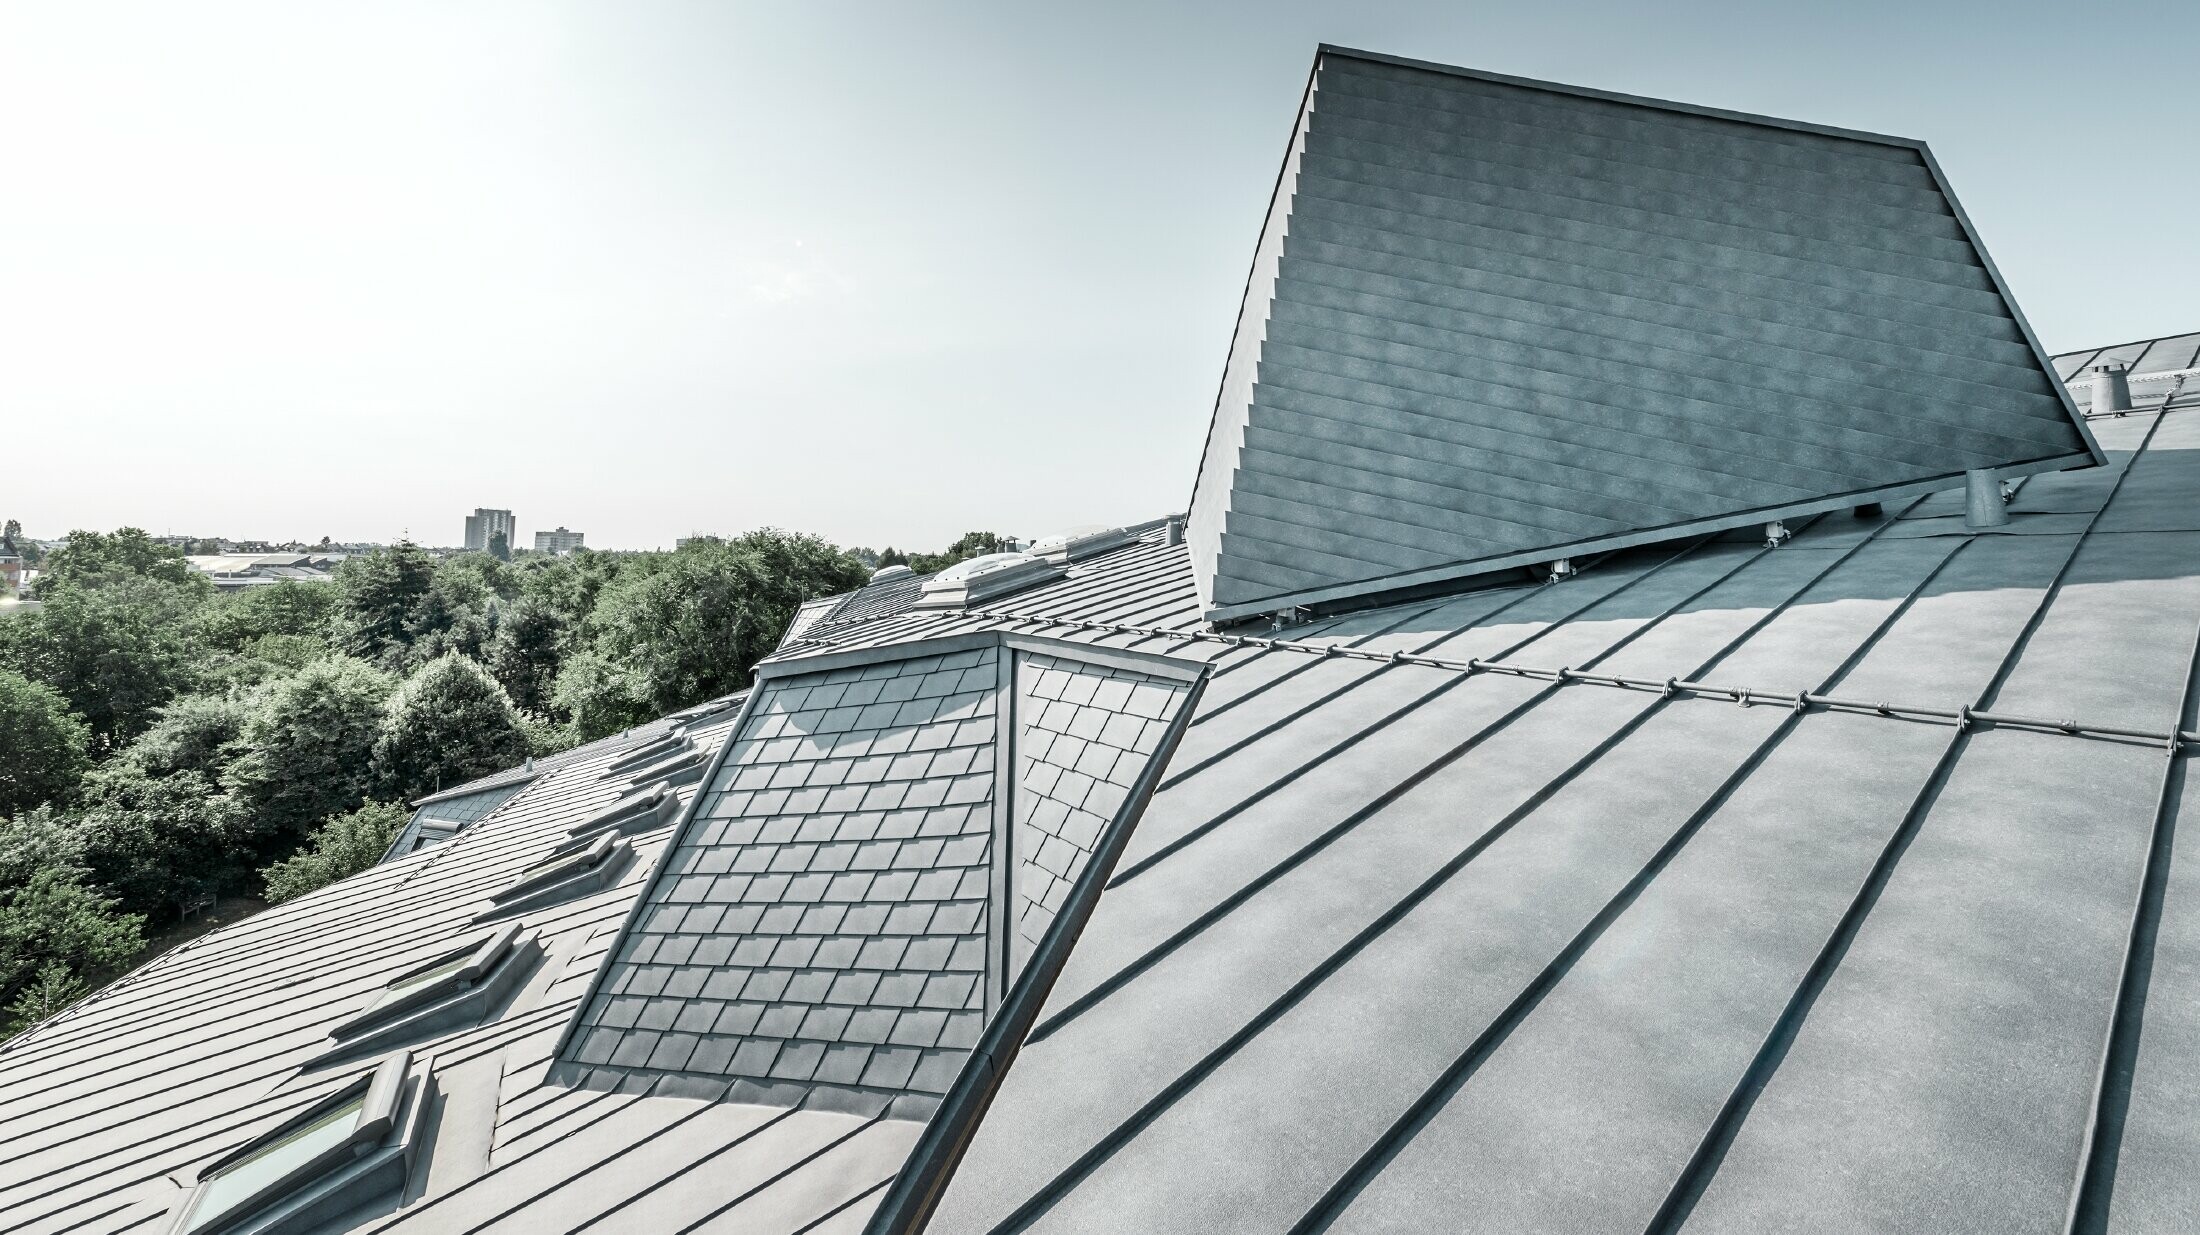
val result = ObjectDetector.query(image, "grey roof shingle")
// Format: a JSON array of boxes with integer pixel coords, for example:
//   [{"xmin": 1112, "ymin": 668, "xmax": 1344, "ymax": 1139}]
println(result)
[{"xmin": 1185, "ymin": 47, "xmax": 2099, "ymax": 623}]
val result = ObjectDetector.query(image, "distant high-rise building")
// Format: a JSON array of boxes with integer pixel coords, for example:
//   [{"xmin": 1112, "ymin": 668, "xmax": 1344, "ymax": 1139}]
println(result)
[
  {"xmin": 463, "ymin": 508, "xmax": 515, "ymax": 553},
  {"xmin": 534, "ymin": 527, "xmax": 585, "ymax": 555}
]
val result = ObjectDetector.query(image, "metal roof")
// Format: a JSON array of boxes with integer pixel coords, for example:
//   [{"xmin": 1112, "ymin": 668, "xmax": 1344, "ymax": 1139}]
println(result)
[
  {"xmin": 1, "ymin": 48, "xmax": 2197, "ymax": 1233},
  {"xmin": 1185, "ymin": 47, "xmax": 2100, "ymax": 623},
  {"xmin": 1, "ymin": 349, "xmax": 2195, "ymax": 1230}
]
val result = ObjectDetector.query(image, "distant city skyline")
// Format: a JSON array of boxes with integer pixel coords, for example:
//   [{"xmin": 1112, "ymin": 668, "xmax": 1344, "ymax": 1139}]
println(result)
[{"xmin": 5, "ymin": 1, "xmax": 2193, "ymax": 550}]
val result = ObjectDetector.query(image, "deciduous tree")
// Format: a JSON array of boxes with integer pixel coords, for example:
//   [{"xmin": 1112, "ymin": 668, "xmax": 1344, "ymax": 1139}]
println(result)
[
  {"xmin": 0, "ymin": 670, "xmax": 90, "ymax": 816},
  {"xmin": 370, "ymin": 655, "xmax": 530, "ymax": 803},
  {"xmin": 222, "ymin": 657, "xmax": 394, "ymax": 856},
  {"xmin": 260, "ymin": 801, "xmax": 408, "ymax": 904}
]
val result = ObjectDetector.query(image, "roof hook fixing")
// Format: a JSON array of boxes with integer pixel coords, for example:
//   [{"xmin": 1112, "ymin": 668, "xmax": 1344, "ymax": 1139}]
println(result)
[{"xmin": 1764, "ymin": 521, "xmax": 1791, "ymax": 547}]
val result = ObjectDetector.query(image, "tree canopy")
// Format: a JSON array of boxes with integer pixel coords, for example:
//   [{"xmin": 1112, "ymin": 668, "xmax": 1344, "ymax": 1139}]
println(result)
[
  {"xmin": 553, "ymin": 530, "xmax": 868, "ymax": 739},
  {"xmin": 221, "ymin": 656, "xmax": 394, "ymax": 857},
  {"xmin": 371, "ymin": 654, "xmax": 531, "ymax": 803},
  {"xmin": 261, "ymin": 801, "xmax": 408, "ymax": 905},
  {"xmin": 0, "ymin": 670, "xmax": 90, "ymax": 817},
  {"xmin": 28, "ymin": 527, "xmax": 202, "ymax": 597}
]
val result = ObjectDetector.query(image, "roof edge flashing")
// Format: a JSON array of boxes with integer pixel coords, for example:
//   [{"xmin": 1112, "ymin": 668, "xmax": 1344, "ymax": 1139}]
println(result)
[{"xmin": 1202, "ymin": 451, "xmax": 2096, "ymax": 624}]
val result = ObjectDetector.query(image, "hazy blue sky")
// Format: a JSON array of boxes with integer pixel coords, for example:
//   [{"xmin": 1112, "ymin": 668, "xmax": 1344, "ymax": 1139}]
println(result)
[{"xmin": 3, "ymin": 1, "xmax": 2191, "ymax": 550}]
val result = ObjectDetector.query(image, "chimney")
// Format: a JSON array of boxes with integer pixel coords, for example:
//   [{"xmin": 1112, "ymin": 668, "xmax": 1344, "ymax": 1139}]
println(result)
[
  {"xmin": 1965, "ymin": 468, "xmax": 2008, "ymax": 530},
  {"xmin": 2092, "ymin": 362, "xmax": 2132, "ymax": 416}
]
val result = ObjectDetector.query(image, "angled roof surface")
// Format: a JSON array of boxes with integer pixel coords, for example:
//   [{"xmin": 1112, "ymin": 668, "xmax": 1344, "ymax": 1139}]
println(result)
[
  {"xmin": 1, "ymin": 343, "xmax": 2195, "ymax": 1232},
  {"xmin": 2, "ymin": 42, "xmax": 2197, "ymax": 1234},
  {"xmin": 1185, "ymin": 47, "xmax": 2100, "ymax": 622}
]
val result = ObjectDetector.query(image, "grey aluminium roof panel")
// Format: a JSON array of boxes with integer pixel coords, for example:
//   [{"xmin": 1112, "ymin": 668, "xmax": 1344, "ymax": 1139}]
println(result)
[{"xmin": 1185, "ymin": 46, "xmax": 2101, "ymax": 623}]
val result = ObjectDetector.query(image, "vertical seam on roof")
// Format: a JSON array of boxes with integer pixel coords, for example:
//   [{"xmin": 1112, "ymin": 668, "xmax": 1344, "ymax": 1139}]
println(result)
[
  {"xmin": 2064, "ymin": 408, "xmax": 2200, "ymax": 1234},
  {"xmin": 1289, "ymin": 509, "xmax": 1962, "ymax": 1233},
  {"xmin": 988, "ymin": 512, "xmax": 1891, "ymax": 1230},
  {"xmin": 1107, "ymin": 537, "xmax": 1717, "ymax": 887},
  {"xmin": 1642, "ymin": 399, "xmax": 2171, "ymax": 1233}
]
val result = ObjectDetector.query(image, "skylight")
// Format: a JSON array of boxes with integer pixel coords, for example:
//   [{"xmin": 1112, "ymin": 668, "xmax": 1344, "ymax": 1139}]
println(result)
[
  {"xmin": 562, "ymin": 783, "xmax": 680, "ymax": 845},
  {"xmin": 167, "ymin": 1053, "xmax": 420, "ymax": 1235},
  {"xmin": 913, "ymin": 552, "xmax": 1065, "ymax": 610},
  {"xmin": 1026, "ymin": 525, "xmax": 1135, "ymax": 564},
  {"xmin": 475, "ymin": 835, "xmax": 635, "ymax": 923},
  {"xmin": 320, "ymin": 926, "xmax": 538, "ymax": 1058},
  {"xmin": 187, "ymin": 1096, "xmax": 362, "ymax": 1233}
]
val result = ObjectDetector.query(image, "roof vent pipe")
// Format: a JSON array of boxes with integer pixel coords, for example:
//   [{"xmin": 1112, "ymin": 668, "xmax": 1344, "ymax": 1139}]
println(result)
[
  {"xmin": 2092, "ymin": 363, "xmax": 2132, "ymax": 416},
  {"xmin": 1965, "ymin": 468, "xmax": 2009, "ymax": 530},
  {"xmin": 1165, "ymin": 518, "xmax": 1184, "ymax": 547}
]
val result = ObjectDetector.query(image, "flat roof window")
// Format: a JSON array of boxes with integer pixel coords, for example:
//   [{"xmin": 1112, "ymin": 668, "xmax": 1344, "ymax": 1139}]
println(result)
[
  {"xmin": 564, "ymin": 784, "xmax": 680, "ymax": 844},
  {"xmin": 475, "ymin": 835, "xmax": 635, "ymax": 923},
  {"xmin": 168, "ymin": 1053, "xmax": 418, "ymax": 1235},
  {"xmin": 332, "ymin": 926, "xmax": 525, "ymax": 1045},
  {"xmin": 1027, "ymin": 525, "xmax": 1135, "ymax": 564},
  {"xmin": 187, "ymin": 1095, "xmax": 364, "ymax": 1232},
  {"xmin": 914, "ymin": 552, "xmax": 1065, "ymax": 610}
]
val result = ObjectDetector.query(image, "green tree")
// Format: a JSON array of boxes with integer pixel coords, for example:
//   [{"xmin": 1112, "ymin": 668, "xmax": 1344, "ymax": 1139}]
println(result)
[
  {"xmin": 260, "ymin": 801, "xmax": 408, "ymax": 904},
  {"xmin": 222, "ymin": 657, "xmax": 394, "ymax": 856},
  {"xmin": 30, "ymin": 527, "xmax": 203, "ymax": 597},
  {"xmin": 0, "ymin": 806, "xmax": 87, "ymax": 890},
  {"xmin": 70, "ymin": 766, "xmax": 238, "ymax": 919},
  {"xmin": 486, "ymin": 529, "xmax": 510, "ymax": 562},
  {"xmin": 0, "ymin": 576, "xmax": 203, "ymax": 749},
  {"xmin": 0, "ymin": 866, "xmax": 144, "ymax": 1017},
  {"xmin": 331, "ymin": 541, "xmax": 438, "ymax": 668},
  {"xmin": 0, "ymin": 669, "xmax": 91, "ymax": 816},
  {"xmin": 371, "ymin": 655, "xmax": 530, "ymax": 803},
  {"xmin": 441, "ymin": 551, "xmax": 522, "ymax": 602},
  {"xmin": 1, "ymin": 519, "xmax": 19, "ymax": 554},
  {"xmin": 553, "ymin": 529, "xmax": 867, "ymax": 739},
  {"xmin": 118, "ymin": 695, "xmax": 251, "ymax": 779},
  {"xmin": 403, "ymin": 569, "xmax": 493, "ymax": 665},
  {"xmin": 116, "ymin": 692, "xmax": 250, "ymax": 782},
  {"xmin": 485, "ymin": 595, "xmax": 566, "ymax": 714},
  {"xmin": 6, "ymin": 962, "xmax": 89, "ymax": 1034},
  {"xmin": 907, "ymin": 531, "xmax": 1015, "ymax": 575},
  {"xmin": 194, "ymin": 580, "xmax": 337, "ymax": 652}
]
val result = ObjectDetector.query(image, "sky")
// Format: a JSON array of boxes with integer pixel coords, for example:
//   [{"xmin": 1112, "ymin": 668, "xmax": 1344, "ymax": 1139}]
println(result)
[{"xmin": 2, "ymin": 1, "xmax": 2192, "ymax": 552}]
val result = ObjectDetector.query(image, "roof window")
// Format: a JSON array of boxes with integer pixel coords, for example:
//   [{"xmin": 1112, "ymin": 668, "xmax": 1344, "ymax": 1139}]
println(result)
[
  {"xmin": 600, "ymin": 732, "xmax": 693, "ymax": 778},
  {"xmin": 477, "ymin": 834, "xmax": 636, "ymax": 922},
  {"xmin": 563, "ymin": 783, "xmax": 681, "ymax": 846},
  {"xmin": 913, "ymin": 552, "xmax": 1064, "ymax": 610},
  {"xmin": 1027, "ymin": 525, "xmax": 1135, "ymax": 564},
  {"xmin": 167, "ymin": 1053, "xmax": 425, "ymax": 1235},
  {"xmin": 871, "ymin": 563, "xmax": 914, "ymax": 581},
  {"xmin": 319, "ymin": 926, "xmax": 540, "ymax": 1058}
]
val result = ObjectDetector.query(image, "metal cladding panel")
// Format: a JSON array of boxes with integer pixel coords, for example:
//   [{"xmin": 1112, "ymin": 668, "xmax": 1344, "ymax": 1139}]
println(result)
[{"xmin": 1187, "ymin": 47, "xmax": 2098, "ymax": 622}]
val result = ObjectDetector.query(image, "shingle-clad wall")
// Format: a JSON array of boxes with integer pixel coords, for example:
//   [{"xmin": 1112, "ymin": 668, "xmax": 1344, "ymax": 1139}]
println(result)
[
  {"xmin": 564, "ymin": 647, "xmax": 1002, "ymax": 1116},
  {"xmin": 1187, "ymin": 49, "xmax": 2095, "ymax": 620},
  {"xmin": 1011, "ymin": 654, "xmax": 1194, "ymax": 970}
]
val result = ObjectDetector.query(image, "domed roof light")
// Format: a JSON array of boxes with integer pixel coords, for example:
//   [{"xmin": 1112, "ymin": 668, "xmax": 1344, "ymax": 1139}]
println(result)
[
  {"xmin": 872, "ymin": 563, "xmax": 914, "ymax": 581},
  {"xmin": 1027, "ymin": 525, "xmax": 1136, "ymax": 565},
  {"xmin": 914, "ymin": 551, "xmax": 1064, "ymax": 610}
]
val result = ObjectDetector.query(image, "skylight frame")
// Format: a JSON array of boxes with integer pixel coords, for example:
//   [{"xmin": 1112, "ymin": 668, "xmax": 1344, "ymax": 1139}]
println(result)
[
  {"xmin": 561, "ymin": 783, "xmax": 680, "ymax": 845},
  {"xmin": 330, "ymin": 925, "xmax": 522, "ymax": 1042},
  {"xmin": 598, "ymin": 732, "xmax": 693, "ymax": 779},
  {"xmin": 165, "ymin": 1053, "xmax": 419, "ymax": 1235},
  {"xmin": 473, "ymin": 835, "xmax": 637, "ymax": 924}
]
